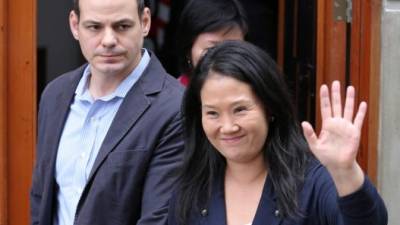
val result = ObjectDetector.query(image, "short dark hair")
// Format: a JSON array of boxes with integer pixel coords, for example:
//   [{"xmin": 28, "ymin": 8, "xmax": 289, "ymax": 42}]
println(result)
[
  {"xmin": 175, "ymin": 41, "xmax": 311, "ymax": 224},
  {"xmin": 177, "ymin": 0, "xmax": 248, "ymax": 74},
  {"xmin": 73, "ymin": 0, "xmax": 147, "ymax": 18}
]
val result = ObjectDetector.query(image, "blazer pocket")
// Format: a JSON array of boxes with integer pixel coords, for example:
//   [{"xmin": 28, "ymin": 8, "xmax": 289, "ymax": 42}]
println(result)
[{"xmin": 107, "ymin": 148, "xmax": 150, "ymax": 168}]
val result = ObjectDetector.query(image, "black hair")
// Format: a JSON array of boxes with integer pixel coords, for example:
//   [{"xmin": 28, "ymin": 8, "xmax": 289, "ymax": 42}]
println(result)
[
  {"xmin": 175, "ymin": 41, "xmax": 312, "ymax": 224},
  {"xmin": 73, "ymin": 0, "xmax": 147, "ymax": 19},
  {"xmin": 177, "ymin": 0, "xmax": 248, "ymax": 75}
]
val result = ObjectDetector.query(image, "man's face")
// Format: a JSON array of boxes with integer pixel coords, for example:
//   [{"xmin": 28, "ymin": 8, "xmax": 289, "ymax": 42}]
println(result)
[{"xmin": 69, "ymin": 0, "xmax": 150, "ymax": 78}]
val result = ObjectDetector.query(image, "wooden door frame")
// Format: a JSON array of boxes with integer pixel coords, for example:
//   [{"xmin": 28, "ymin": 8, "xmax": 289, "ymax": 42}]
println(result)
[
  {"xmin": 316, "ymin": 0, "xmax": 382, "ymax": 183},
  {"xmin": 1, "ymin": 0, "xmax": 8, "ymax": 224},
  {"xmin": 277, "ymin": 0, "xmax": 286, "ymax": 67},
  {"xmin": 0, "ymin": 0, "xmax": 36, "ymax": 224},
  {"xmin": 0, "ymin": 0, "xmax": 383, "ymax": 223}
]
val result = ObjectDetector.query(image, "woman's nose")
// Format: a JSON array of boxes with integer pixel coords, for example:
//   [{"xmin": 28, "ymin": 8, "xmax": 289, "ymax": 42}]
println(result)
[{"xmin": 220, "ymin": 116, "xmax": 239, "ymax": 134}]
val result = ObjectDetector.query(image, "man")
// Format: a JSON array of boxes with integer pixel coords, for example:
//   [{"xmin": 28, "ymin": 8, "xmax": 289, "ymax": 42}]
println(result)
[{"xmin": 30, "ymin": 0, "xmax": 184, "ymax": 224}]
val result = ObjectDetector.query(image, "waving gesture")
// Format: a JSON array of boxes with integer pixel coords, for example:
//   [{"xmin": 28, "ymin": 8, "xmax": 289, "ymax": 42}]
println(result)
[{"xmin": 301, "ymin": 81, "xmax": 366, "ymax": 196}]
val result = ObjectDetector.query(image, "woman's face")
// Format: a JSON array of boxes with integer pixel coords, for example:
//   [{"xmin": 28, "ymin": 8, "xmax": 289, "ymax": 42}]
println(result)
[
  {"xmin": 200, "ymin": 72, "xmax": 269, "ymax": 165},
  {"xmin": 190, "ymin": 26, "xmax": 244, "ymax": 68}
]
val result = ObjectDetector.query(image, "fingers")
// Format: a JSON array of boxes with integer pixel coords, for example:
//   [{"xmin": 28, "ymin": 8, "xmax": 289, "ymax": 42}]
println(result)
[
  {"xmin": 320, "ymin": 84, "xmax": 332, "ymax": 121},
  {"xmin": 331, "ymin": 81, "xmax": 342, "ymax": 117},
  {"xmin": 320, "ymin": 81, "xmax": 367, "ymax": 129},
  {"xmin": 343, "ymin": 86, "xmax": 355, "ymax": 121},
  {"xmin": 301, "ymin": 121, "xmax": 317, "ymax": 148},
  {"xmin": 354, "ymin": 101, "xmax": 367, "ymax": 130}
]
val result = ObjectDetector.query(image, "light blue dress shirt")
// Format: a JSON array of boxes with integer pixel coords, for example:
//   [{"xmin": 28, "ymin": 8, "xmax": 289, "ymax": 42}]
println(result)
[{"xmin": 54, "ymin": 50, "xmax": 150, "ymax": 225}]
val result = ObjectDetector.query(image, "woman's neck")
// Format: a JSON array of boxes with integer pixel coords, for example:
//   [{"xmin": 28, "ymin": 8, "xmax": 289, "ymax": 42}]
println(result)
[
  {"xmin": 225, "ymin": 157, "xmax": 268, "ymax": 185},
  {"xmin": 224, "ymin": 157, "xmax": 268, "ymax": 225}
]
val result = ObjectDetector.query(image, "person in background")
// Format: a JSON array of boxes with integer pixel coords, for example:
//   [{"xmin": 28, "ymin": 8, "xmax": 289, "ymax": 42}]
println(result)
[
  {"xmin": 168, "ymin": 41, "xmax": 387, "ymax": 225},
  {"xmin": 30, "ymin": 0, "xmax": 184, "ymax": 224},
  {"xmin": 176, "ymin": 0, "xmax": 248, "ymax": 86}
]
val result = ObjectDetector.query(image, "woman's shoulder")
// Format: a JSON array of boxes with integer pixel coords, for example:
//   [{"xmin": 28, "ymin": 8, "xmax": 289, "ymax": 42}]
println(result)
[
  {"xmin": 302, "ymin": 158, "xmax": 337, "ymax": 196},
  {"xmin": 305, "ymin": 158, "xmax": 332, "ymax": 181}
]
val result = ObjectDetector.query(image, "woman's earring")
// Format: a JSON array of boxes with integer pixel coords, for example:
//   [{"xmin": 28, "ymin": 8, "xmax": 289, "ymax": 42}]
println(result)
[
  {"xmin": 186, "ymin": 57, "xmax": 193, "ymax": 69},
  {"xmin": 270, "ymin": 116, "xmax": 275, "ymax": 122}
]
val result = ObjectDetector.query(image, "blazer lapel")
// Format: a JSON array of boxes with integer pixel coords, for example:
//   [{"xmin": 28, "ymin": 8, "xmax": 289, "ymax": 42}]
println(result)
[
  {"xmin": 46, "ymin": 66, "xmax": 85, "ymax": 170},
  {"xmin": 87, "ymin": 53, "xmax": 165, "ymax": 181},
  {"xmin": 87, "ymin": 85, "xmax": 150, "ymax": 180},
  {"xmin": 40, "ymin": 66, "xmax": 84, "ymax": 224}
]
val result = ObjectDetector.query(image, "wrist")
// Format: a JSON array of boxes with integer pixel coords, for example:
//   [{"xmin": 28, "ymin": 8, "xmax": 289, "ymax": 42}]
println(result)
[{"xmin": 327, "ymin": 163, "xmax": 365, "ymax": 197}]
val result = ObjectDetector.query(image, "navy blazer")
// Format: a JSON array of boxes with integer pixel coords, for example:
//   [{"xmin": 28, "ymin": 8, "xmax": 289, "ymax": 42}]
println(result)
[
  {"xmin": 31, "ymin": 53, "xmax": 185, "ymax": 225},
  {"xmin": 168, "ymin": 160, "xmax": 387, "ymax": 225}
]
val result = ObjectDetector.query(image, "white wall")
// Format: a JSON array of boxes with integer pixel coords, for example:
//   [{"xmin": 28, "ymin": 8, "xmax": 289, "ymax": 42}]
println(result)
[{"xmin": 379, "ymin": 1, "xmax": 400, "ymax": 224}]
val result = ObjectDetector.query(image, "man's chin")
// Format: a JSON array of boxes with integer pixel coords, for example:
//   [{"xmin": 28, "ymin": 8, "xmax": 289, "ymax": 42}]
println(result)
[{"xmin": 93, "ymin": 63, "xmax": 127, "ymax": 75}]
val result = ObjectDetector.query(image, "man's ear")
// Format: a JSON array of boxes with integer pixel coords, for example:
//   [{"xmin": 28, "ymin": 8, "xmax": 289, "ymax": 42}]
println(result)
[
  {"xmin": 69, "ymin": 10, "xmax": 79, "ymax": 40},
  {"xmin": 141, "ymin": 7, "xmax": 151, "ymax": 37}
]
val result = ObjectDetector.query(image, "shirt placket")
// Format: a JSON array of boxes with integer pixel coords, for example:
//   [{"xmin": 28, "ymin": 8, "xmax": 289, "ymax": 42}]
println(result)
[{"xmin": 73, "ymin": 101, "xmax": 100, "ymax": 196}]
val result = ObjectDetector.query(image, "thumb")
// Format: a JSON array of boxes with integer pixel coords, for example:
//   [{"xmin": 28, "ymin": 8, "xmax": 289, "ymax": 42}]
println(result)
[{"xmin": 301, "ymin": 121, "xmax": 318, "ymax": 151}]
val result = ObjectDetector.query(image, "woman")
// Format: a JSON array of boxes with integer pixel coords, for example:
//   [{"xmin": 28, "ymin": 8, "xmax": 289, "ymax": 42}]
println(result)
[
  {"xmin": 168, "ymin": 41, "xmax": 387, "ymax": 225},
  {"xmin": 176, "ymin": 0, "xmax": 247, "ymax": 85}
]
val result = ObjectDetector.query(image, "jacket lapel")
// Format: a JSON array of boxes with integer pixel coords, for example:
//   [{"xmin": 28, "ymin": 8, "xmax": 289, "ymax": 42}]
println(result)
[
  {"xmin": 40, "ymin": 66, "xmax": 84, "ymax": 225},
  {"xmin": 253, "ymin": 176, "xmax": 283, "ymax": 225},
  {"xmin": 47, "ymin": 72, "xmax": 83, "ymax": 164},
  {"xmin": 87, "ymin": 53, "xmax": 166, "ymax": 181},
  {"xmin": 204, "ymin": 174, "xmax": 284, "ymax": 225},
  {"xmin": 204, "ymin": 176, "xmax": 228, "ymax": 225},
  {"xmin": 87, "ymin": 84, "xmax": 150, "ymax": 181}
]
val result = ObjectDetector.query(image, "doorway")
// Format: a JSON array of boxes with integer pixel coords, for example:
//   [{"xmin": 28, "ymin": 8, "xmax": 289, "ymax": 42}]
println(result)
[
  {"xmin": 37, "ymin": 0, "xmax": 317, "ymax": 123},
  {"xmin": 0, "ymin": 0, "xmax": 381, "ymax": 224}
]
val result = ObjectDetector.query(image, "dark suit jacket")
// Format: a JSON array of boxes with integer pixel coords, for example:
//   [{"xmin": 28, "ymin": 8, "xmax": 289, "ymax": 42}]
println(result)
[
  {"xmin": 168, "ymin": 160, "xmax": 387, "ymax": 225},
  {"xmin": 31, "ymin": 53, "xmax": 185, "ymax": 225}
]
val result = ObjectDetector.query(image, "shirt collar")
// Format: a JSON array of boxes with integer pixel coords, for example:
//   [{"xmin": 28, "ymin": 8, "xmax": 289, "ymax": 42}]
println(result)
[{"xmin": 75, "ymin": 49, "xmax": 151, "ymax": 102}]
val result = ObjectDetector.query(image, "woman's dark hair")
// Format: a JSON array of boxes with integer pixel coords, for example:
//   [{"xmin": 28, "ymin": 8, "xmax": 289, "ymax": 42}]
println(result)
[
  {"xmin": 177, "ymin": 0, "xmax": 248, "ymax": 75},
  {"xmin": 175, "ymin": 41, "xmax": 311, "ymax": 224}
]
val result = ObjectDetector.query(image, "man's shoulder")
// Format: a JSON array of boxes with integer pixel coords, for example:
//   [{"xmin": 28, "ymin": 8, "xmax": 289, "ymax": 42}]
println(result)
[
  {"xmin": 163, "ymin": 72, "xmax": 185, "ymax": 95},
  {"xmin": 41, "ymin": 64, "xmax": 86, "ymax": 98},
  {"xmin": 141, "ymin": 53, "xmax": 185, "ymax": 97},
  {"xmin": 151, "ymin": 68, "xmax": 185, "ymax": 105}
]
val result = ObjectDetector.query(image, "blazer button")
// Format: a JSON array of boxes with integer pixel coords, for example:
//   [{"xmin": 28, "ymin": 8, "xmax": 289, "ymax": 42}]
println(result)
[
  {"xmin": 274, "ymin": 209, "xmax": 280, "ymax": 217},
  {"xmin": 201, "ymin": 209, "xmax": 208, "ymax": 217}
]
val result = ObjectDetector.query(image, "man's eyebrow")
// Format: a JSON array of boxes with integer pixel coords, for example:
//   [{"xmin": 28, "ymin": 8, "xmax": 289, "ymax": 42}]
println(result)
[
  {"xmin": 81, "ymin": 20, "xmax": 101, "ymax": 25},
  {"xmin": 113, "ymin": 19, "xmax": 135, "ymax": 24}
]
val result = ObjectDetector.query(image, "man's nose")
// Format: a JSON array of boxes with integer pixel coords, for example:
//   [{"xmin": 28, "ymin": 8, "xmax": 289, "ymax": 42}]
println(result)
[{"xmin": 101, "ymin": 28, "xmax": 117, "ymax": 47}]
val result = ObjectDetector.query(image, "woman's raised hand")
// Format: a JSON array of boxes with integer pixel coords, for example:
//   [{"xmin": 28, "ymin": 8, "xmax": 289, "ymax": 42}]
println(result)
[{"xmin": 301, "ymin": 81, "xmax": 366, "ymax": 196}]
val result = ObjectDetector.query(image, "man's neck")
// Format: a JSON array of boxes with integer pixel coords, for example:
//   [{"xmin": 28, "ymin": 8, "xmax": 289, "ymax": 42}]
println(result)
[
  {"xmin": 87, "ymin": 50, "xmax": 145, "ymax": 99},
  {"xmin": 88, "ymin": 69, "xmax": 130, "ymax": 99}
]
